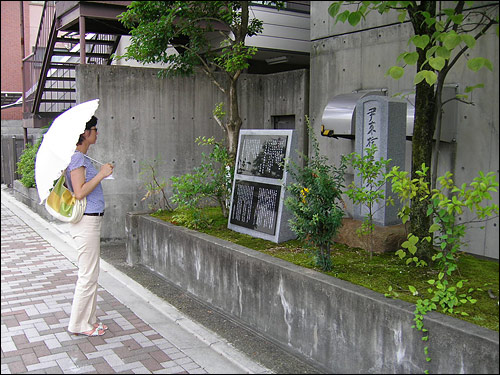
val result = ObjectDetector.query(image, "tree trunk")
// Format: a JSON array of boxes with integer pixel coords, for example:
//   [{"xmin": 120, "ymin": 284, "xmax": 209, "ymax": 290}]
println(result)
[
  {"xmin": 226, "ymin": 78, "xmax": 242, "ymax": 162},
  {"xmin": 408, "ymin": 1, "xmax": 437, "ymax": 260},
  {"xmin": 410, "ymin": 72, "xmax": 436, "ymax": 260}
]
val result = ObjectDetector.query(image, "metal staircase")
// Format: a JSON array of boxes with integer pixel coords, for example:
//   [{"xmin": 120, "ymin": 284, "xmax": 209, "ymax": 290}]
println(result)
[{"xmin": 22, "ymin": 1, "xmax": 127, "ymax": 127}]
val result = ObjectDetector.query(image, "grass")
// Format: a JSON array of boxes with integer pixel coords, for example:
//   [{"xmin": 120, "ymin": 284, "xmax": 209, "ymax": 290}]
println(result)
[{"xmin": 152, "ymin": 206, "xmax": 499, "ymax": 332}]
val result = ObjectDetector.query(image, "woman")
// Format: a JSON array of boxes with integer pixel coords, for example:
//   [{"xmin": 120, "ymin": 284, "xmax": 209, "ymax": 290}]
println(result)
[{"xmin": 66, "ymin": 115, "xmax": 114, "ymax": 337}]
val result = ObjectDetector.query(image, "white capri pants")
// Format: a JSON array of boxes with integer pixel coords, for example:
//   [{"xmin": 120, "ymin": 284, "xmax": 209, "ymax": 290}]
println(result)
[{"xmin": 67, "ymin": 215, "xmax": 102, "ymax": 333}]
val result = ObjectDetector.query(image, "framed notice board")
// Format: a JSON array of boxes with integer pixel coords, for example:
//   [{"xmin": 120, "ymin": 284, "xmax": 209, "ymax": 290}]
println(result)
[{"xmin": 228, "ymin": 129, "xmax": 297, "ymax": 243}]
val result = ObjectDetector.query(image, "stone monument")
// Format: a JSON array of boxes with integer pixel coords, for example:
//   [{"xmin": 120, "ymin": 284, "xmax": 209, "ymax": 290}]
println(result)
[
  {"xmin": 354, "ymin": 95, "xmax": 406, "ymax": 226},
  {"xmin": 228, "ymin": 129, "xmax": 297, "ymax": 243}
]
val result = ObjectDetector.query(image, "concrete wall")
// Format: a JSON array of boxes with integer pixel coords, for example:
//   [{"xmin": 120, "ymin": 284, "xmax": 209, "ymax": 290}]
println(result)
[
  {"xmin": 76, "ymin": 64, "xmax": 309, "ymax": 241},
  {"xmin": 309, "ymin": 1, "xmax": 499, "ymax": 259},
  {"xmin": 126, "ymin": 212, "xmax": 499, "ymax": 374},
  {"xmin": 12, "ymin": 180, "xmax": 55, "ymax": 223}
]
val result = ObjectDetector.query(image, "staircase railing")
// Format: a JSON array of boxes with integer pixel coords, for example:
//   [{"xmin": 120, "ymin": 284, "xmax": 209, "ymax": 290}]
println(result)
[{"xmin": 22, "ymin": 1, "xmax": 56, "ymax": 114}]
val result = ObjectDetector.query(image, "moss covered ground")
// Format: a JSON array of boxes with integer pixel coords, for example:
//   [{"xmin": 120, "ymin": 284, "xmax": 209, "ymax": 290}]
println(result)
[{"xmin": 152, "ymin": 207, "xmax": 499, "ymax": 332}]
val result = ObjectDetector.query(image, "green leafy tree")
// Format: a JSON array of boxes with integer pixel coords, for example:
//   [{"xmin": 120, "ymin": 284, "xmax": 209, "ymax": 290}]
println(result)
[
  {"xmin": 328, "ymin": 1, "xmax": 499, "ymax": 259},
  {"xmin": 285, "ymin": 118, "xmax": 347, "ymax": 271},
  {"xmin": 343, "ymin": 144, "xmax": 392, "ymax": 259},
  {"xmin": 117, "ymin": 1, "xmax": 283, "ymax": 161}
]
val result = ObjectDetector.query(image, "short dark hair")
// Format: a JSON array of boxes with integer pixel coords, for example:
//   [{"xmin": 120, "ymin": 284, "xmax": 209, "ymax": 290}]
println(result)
[
  {"xmin": 85, "ymin": 115, "xmax": 98, "ymax": 130},
  {"xmin": 77, "ymin": 116, "xmax": 99, "ymax": 145}
]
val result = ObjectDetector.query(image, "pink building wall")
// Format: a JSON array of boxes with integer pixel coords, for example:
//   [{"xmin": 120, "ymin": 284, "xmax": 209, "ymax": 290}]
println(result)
[{"xmin": 1, "ymin": 1, "xmax": 42, "ymax": 121}]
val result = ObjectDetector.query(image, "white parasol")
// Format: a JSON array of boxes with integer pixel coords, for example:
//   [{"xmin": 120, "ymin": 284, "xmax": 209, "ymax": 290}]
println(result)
[{"xmin": 35, "ymin": 99, "xmax": 99, "ymax": 204}]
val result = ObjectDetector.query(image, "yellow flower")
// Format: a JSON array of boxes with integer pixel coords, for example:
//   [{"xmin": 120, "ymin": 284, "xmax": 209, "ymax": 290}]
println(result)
[{"xmin": 300, "ymin": 187, "xmax": 309, "ymax": 203}]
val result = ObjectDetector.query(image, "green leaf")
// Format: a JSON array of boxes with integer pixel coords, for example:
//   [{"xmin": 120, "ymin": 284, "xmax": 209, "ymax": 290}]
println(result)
[
  {"xmin": 403, "ymin": 52, "xmax": 419, "ymax": 65},
  {"xmin": 443, "ymin": 32, "xmax": 462, "ymax": 50},
  {"xmin": 435, "ymin": 46, "xmax": 451, "ymax": 59},
  {"xmin": 328, "ymin": 2, "xmax": 341, "ymax": 19},
  {"xmin": 412, "ymin": 35, "xmax": 430, "ymax": 49},
  {"xmin": 396, "ymin": 249, "xmax": 406, "ymax": 259},
  {"xmin": 429, "ymin": 56, "xmax": 446, "ymax": 71},
  {"xmin": 386, "ymin": 66, "xmax": 405, "ymax": 79},
  {"xmin": 414, "ymin": 70, "xmax": 437, "ymax": 85},
  {"xmin": 337, "ymin": 10, "xmax": 350, "ymax": 24},
  {"xmin": 429, "ymin": 223, "xmax": 440, "ymax": 233},
  {"xmin": 409, "ymin": 235, "xmax": 419, "ymax": 245},
  {"xmin": 461, "ymin": 34, "xmax": 476, "ymax": 49},
  {"xmin": 467, "ymin": 57, "xmax": 494, "ymax": 72},
  {"xmin": 348, "ymin": 11, "xmax": 362, "ymax": 27},
  {"xmin": 450, "ymin": 14, "xmax": 464, "ymax": 25}
]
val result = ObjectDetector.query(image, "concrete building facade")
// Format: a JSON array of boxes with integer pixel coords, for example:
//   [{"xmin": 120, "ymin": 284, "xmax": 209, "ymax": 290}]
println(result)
[{"xmin": 309, "ymin": 1, "xmax": 499, "ymax": 259}]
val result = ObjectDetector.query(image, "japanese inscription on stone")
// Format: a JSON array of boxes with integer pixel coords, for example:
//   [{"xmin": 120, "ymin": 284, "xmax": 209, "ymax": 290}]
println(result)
[
  {"xmin": 355, "ymin": 95, "xmax": 406, "ymax": 226},
  {"xmin": 363, "ymin": 103, "xmax": 381, "ymax": 160}
]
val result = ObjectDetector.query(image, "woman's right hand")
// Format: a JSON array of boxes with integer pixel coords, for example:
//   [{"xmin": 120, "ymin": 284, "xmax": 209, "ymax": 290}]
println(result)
[{"xmin": 100, "ymin": 163, "xmax": 114, "ymax": 178}]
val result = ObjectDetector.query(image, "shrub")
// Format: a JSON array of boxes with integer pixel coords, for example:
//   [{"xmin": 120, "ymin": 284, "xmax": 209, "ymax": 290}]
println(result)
[
  {"xmin": 285, "ymin": 118, "xmax": 346, "ymax": 271},
  {"xmin": 16, "ymin": 135, "xmax": 44, "ymax": 188},
  {"xmin": 385, "ymin": 164, "xmax": 499, "ymax": 368},
  {"xmin": 139, "ymin": 155, "xmax": 173, "ymax": 212},
  {"xmin": 170, "ymin": 137, "xmax": 234, "ymax": 228}
]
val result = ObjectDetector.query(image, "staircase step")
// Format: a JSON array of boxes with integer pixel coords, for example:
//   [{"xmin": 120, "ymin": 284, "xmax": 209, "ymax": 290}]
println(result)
[
  {"xmin": 45, "ymin": 76, "xmax": 75, "ymax": 81},
  {"xmin": 52, "ymin": 51, "xmax": 110, "ymax": 58},
  {"xmin": 49, "ymin": 63, "xmax": 78, "ymax": 69},
  {"xmin": 43, "ymin": 87, "xmax": 76, "ymax": 92},
  {"xmin": 56, "ymin": 37, "xmax": 117, "ymax": 46},
  {"xmin": 40, "ymin": 99, "xmax": 76, "ymax": 103}
]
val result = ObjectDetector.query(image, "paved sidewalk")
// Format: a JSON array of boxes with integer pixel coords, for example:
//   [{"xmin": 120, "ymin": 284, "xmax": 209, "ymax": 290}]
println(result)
[{"xmin": 1, "ymin": 190, "xmax": 272, "ymax": 374}]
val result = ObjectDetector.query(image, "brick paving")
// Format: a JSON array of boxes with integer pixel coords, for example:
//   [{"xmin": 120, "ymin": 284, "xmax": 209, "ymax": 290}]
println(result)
[{"xmin": 1, "ymin": 203, "xmax": 209, "ymax": 374}]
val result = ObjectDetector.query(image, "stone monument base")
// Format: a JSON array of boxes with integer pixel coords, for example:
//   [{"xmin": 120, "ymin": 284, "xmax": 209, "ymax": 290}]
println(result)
[{"xmin": 334, "ymin": 218, "xmax": 407, "ymax": 253}]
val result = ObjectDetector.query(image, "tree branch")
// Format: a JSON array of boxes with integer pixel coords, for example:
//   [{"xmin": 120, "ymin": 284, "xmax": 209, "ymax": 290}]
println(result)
[
  {"xmin": 442, "ymin": 18, "xmax": 496, "ymax": 76},
  {"xmin": 213, "ymin": 113, "xmax": 226, "ymax": 131},
  {"xmin": 169, "ymin": 43, "xmax": 227, "ymax": 94}
]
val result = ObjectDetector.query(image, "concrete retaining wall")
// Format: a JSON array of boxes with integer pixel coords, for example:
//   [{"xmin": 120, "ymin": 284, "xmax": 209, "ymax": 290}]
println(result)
[
  {"xmin": 126, "ymin": 212, "xmax": 499, "ymax": 374},
  {"xmin": 12, "ymin": 180, "xmax": 55, "ymax": 223}
]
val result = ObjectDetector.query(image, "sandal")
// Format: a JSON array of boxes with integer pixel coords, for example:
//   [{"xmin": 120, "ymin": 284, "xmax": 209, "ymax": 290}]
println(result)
[
  {"xmin": 74, "ymin": 326, "xmax": 105, "ymax": 337},
  {"xmin": 94, "ymin": 322, "xmax": 108, "ymax": 331}
]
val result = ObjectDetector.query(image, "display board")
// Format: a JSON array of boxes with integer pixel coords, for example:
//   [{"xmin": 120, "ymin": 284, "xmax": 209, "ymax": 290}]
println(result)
[{"xmin": 228, "ymin": 130, "xmax": 297, "ymax": 243}]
